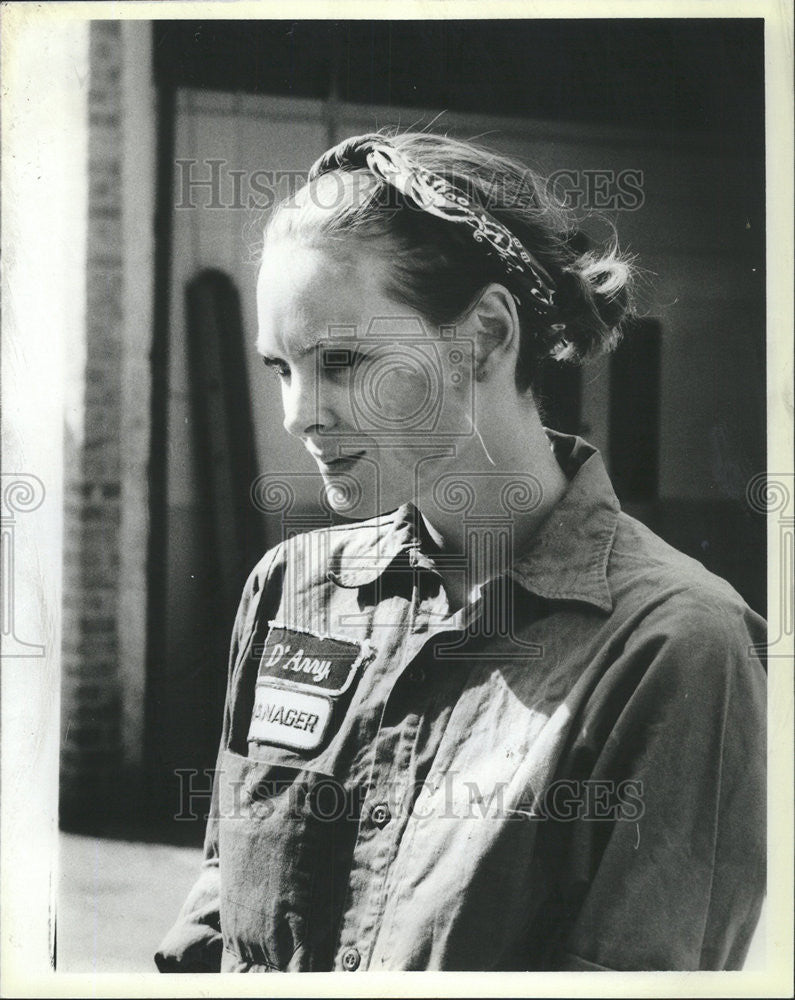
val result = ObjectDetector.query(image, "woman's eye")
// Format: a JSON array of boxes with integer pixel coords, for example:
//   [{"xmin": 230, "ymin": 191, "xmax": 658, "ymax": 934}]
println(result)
[{"xmin": 262, "ymin": 357, "xmax": 290, "ymax": 379}]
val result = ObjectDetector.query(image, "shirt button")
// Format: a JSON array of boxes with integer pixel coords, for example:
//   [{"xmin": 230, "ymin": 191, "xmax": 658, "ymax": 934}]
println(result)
[
  {"xmin": 341, "ymin": 946, "xmax": 361, "ymax": 971},
  {"xmin": 370, "ymin": 802, "xmax": 391, "ymax": 828}
]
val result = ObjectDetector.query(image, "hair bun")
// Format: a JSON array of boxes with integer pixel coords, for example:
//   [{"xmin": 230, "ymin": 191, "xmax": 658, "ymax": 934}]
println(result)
[{"xmin": 547, "ymin": 238, "xmax": 634, "ymax": 362}]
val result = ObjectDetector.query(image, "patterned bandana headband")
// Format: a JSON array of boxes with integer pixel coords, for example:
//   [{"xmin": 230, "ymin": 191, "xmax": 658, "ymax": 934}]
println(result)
[{"xmin": 308, "ymin": 134, "xmax": 558, "ymax": 318}]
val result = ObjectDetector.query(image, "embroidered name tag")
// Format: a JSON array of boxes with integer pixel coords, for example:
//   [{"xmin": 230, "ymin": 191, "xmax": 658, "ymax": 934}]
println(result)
[
  {"xmin": 247, "ymin": 622, "xmax": 374, "ymax": 751},
  {"xmin": 248, "ymin": 686, "xmax": 332, "ymax": 751}
]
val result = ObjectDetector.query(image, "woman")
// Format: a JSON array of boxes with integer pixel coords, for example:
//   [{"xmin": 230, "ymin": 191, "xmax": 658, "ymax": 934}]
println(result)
[{"xmin": 156, "ymin": 131, "xmax": 766, "ymax": 972}]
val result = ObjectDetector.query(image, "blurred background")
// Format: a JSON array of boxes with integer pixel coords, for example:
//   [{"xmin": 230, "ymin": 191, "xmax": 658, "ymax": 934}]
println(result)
[{"xmin": 55, "ymin": 17, "xmax": 766, "ymax": 970}]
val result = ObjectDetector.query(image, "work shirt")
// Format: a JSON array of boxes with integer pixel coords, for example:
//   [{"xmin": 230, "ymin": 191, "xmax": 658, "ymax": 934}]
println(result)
[{"xmin": 155, "ymin": 430, "xmax": 766, "ymax": 973}]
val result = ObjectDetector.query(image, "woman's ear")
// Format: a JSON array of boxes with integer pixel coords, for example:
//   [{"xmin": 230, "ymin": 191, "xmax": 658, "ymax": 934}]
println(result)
[{"xmin": 460, "ymin": 283, "xmax": 521, "ymax": 381}]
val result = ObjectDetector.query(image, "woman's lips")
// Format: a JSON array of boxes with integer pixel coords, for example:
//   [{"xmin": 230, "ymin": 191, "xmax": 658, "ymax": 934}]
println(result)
[{"xmin": 317, "ymin": 451, "xmax": 366, "ymax": 473}]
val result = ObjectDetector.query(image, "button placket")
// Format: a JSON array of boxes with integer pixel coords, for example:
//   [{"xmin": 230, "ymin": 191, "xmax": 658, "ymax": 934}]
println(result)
[
  {"xmin": 333, "ymin": 571, "xmax": 424, "ymax": 969},
  {"xmin": 334, "ymin": 712, "xmax": 420, "ymax": 969}
]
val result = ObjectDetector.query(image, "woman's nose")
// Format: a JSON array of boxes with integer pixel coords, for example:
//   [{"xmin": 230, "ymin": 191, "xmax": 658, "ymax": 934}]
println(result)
[{"xmin": 281, "ymin": 375, "xmax": 339, "ymax": 439}]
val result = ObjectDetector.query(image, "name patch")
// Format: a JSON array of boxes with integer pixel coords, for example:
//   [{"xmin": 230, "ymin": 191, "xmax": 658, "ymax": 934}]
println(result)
[
  {"xmin": 247, "ymin": 685, "xmax": 332, "ymax": 751},
  {"xmin": 254, "ymin": 622, "xmax": 370, "ymax": 695},
  {"xmin": 247, "ymin": 622, "xmax": 375, "ymax": 751}
]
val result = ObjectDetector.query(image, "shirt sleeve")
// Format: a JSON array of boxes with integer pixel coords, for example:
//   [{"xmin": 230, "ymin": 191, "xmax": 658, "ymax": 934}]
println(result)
[
  {"xmin": 154, "ymin": 546, "xmax": 282, "ymax": 972},
  {"xmin": 555, "ymin": 592, "xmax": 767, "ymax": 971}
]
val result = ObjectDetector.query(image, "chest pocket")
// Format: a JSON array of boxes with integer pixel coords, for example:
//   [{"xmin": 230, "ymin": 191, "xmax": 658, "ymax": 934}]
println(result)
[
  {"xmin": 247, "ymin": 621, "xmax": 376, "ymax": 754},
  {"xmin": 218, "ymin": 748, "xmax": 356, "ymax": 971}
]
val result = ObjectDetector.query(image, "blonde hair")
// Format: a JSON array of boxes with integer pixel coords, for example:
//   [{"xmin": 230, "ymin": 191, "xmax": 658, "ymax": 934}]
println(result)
[{"xmin": 264, "ymin": 130, "xmax": 634, "ymax": 392}]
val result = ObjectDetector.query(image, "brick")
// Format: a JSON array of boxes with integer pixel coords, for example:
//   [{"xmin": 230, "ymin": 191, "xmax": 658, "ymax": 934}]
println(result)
[
  {"xmin": 84, "ymin": 376, "xmax": 123, "ymax": 407},
  {"xmin": 70, "ymin": 682, "xmax": 114, "ymax": 705},
  {"xmin": 87, "ymin": 264, "xmax": 123, "ymax": 293},
  {"xmin": 62, "ymin": 656, "xmax": 118, "ymax": 678},
  {"xmin": 64, "ymin": 712, "xmax": 120, "ymax": 738},
  {"xmin": 88, "ymin": 110, "xmax": 121, "ymax": 130},
  {"xmin": 89, "ymin": 60, "xmax": 121, "ymax": 114},
  {"xmin": 88, "ymin": 124, "xmax": 121, "ymax": 162},
  {"xmin": 82, "ymin": 449, "xmax": 121, "ymax": 481},
  {"xmin": 79, "ymin": 482, "xmax": 121, "ymax": 504},
  {"xmin": 91, "ymin": 19, "xmax": 121, "ymax": 44},
  {"xmin": 78, "ymin": 500, "xmax": 114, "ymax": 521},
  {"xmin": 73, "ymin": 587, "xmax": 117, "ymax": 617},
  {"xmin": 87, "ymin": 216, "xmax": 124, "ymax": 265},
  {"xmin": 78, "ymin": 606, "xmax": 114, "ymax": 627},
  {"xmin": 86, "ymin": 330, "xmax": 124, "ymax": 359},
  {"xmin": 71, "ymin": 699, "xmax": 121, "ymax": 726}
]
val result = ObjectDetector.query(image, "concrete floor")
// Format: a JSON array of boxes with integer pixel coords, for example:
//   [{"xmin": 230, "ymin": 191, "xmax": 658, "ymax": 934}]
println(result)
[
  {"xmin": 57, "ymin": 832, "xmax": 203, "ymax": 972},
  {"xmin": 58, "ymin": 831, "xmax": 766, "ymax": 972}
]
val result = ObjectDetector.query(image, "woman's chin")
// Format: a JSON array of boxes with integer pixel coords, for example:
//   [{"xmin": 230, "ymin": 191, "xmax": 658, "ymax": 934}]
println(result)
[{"xmin": 322, "ymin": 476, "xmax": 413, "ymax": 520}]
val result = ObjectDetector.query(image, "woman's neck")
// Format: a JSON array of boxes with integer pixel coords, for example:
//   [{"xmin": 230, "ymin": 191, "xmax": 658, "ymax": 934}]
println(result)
[{"xmin": 417, "ymin": 406, "xmax": 569, "ymax": 601}]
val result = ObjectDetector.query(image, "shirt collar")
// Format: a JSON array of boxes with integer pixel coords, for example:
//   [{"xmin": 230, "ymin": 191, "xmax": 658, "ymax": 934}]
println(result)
[{"xmin": 327, "ymin": 429, "xmax": 620, "ymax": 613}]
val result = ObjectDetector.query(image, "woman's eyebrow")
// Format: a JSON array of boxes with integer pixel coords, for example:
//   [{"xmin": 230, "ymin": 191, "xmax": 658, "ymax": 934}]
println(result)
[
  {"xmin": 260, "ymin": 340, "xmax": 322, "ymax": 364},
  {"xmin": 261, "ymin": 337, "xmax": 362, "ymax": 364}
]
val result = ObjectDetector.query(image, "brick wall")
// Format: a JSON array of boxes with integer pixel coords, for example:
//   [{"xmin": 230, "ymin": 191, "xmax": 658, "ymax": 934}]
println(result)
[{"xmin": 60, "ymin": 21, "xmax": 154, "ymax": 825}]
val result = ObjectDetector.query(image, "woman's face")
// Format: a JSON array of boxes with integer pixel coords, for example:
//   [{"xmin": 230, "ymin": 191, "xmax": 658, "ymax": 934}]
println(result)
[{"xmin": 256, "ymin": 238, "xmax": 477, "ymax": 519}]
